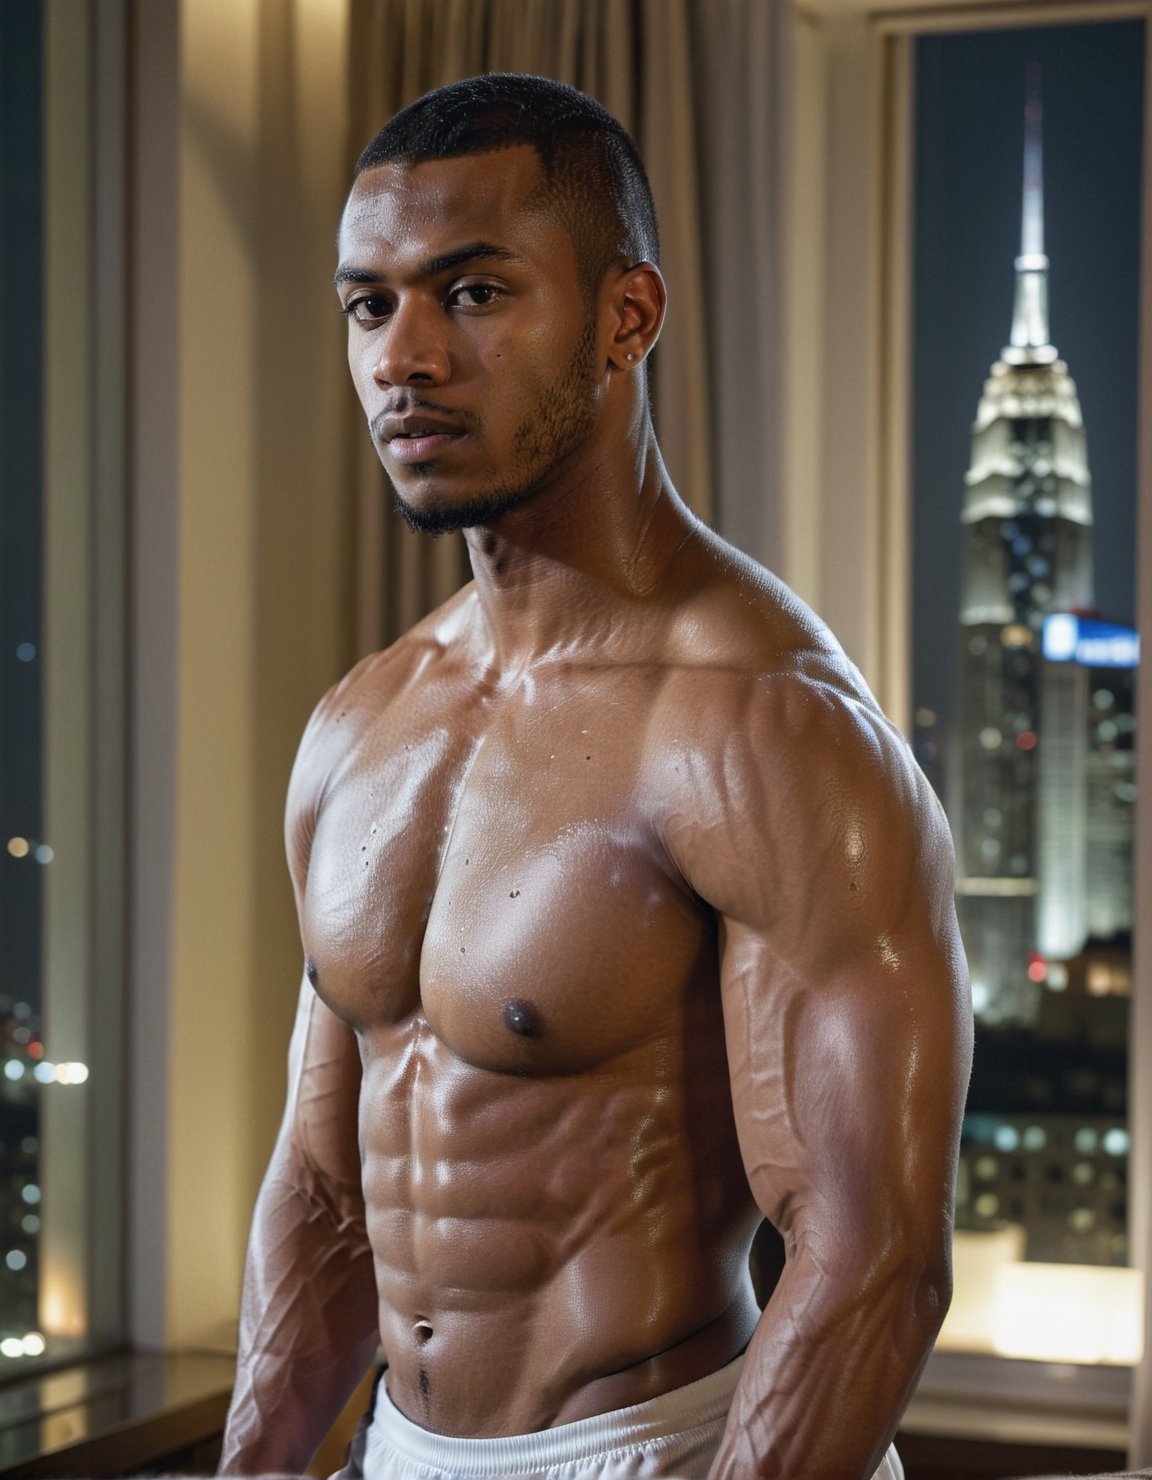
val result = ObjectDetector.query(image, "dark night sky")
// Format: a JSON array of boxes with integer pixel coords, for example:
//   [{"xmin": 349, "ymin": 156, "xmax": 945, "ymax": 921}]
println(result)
[{"xmin": 912, "ymin": 19, "xmax": 1145, "ymax": 729}]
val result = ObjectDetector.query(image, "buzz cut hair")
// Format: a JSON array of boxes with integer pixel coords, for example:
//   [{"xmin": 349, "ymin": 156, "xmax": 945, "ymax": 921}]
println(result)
[{"xmin": 354, "ymin": 74, "xmax": 660, "ymax": 294}]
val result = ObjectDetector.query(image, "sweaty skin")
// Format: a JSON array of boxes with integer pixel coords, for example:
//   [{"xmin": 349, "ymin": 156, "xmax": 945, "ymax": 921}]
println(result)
[{"xmin": 219, "ymin": 147, "xmax": 972, "ymax": 1479}]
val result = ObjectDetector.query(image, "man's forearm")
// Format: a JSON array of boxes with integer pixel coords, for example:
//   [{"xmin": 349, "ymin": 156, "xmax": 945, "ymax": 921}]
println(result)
[
  {"xmin": 219, "ymin": 1165, "xmax": 379, "ymax": 1475},
  {"xmin": 708, "ymin": 1247, "xmax": 947, "ymax": 1480},
  {"xmin": 221, "ymin": 1346, "xmax": 377, "ymax": 1477}
]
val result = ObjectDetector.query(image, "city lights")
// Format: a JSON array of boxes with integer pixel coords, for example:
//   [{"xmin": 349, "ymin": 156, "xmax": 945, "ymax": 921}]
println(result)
[
  {"xmin": 10, "ymin": 1060, "xmax": 91, "ymax": 1086},
  {"xmin": 4, "ymin": 836, "xmax": 52, "ymax": 862}
]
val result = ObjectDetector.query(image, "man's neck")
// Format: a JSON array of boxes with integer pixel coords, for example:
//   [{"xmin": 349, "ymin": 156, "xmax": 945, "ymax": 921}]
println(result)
[{"xmin": 460, "ymin": 434, "xmax": 699, "ymax": 682}]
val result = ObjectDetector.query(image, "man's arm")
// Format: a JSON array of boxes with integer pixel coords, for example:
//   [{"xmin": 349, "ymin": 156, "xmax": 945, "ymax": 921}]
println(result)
[
  {"xmin": 220, "ymin": 670, "xmax": 383, "ymax": 1475},
  {"xmin": 669, "ymin": 674, "xmax": 972, "ymax": 1479},
  {"xmin": 218, "ymin": 980, "xmax": 379, "ymax": 1475}
]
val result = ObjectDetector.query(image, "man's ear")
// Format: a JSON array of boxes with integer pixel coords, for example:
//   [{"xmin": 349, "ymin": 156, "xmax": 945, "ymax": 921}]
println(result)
[{"xmin": 604, "ymin": 261, "xmax": 666, "ymax": 370}]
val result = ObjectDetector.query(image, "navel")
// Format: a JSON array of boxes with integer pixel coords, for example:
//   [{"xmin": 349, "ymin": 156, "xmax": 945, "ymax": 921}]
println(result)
[{"xmin": 502, "ymin": 998, "xmax": 541, "ymax": 1037}]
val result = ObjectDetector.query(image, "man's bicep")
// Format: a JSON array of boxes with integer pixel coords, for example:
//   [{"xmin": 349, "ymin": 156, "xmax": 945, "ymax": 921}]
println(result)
[
  {"xmin": 280, "ymin": 977, "xmax": 364, "ymax": 1193},
  {"xmin": 668, "ymin": 680, "xmax": 972, "ymax": 1249},
  {"xmin": 719, "ymin": 914, "xmax": 970, "ymax": 1262}
]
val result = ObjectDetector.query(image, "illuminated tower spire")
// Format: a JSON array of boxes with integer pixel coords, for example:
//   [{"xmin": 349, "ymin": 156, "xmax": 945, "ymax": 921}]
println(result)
[
  {"xmin": 953, "ymin": 70, "xmax": 1095, "ymax": 1024},
  {"xmin": 1005, "ymin": 67, "xmax": 1058, "ymax": 365}
]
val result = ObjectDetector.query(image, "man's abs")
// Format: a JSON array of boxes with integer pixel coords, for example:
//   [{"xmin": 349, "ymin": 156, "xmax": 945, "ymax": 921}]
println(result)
[{"xmin": 353, "ymin": 1018, "xmax": 761, "ymax": 1440}]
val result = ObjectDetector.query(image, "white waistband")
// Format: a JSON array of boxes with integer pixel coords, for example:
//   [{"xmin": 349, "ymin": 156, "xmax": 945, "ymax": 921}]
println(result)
[{"xmin": 366, "ymin": 1354, "xmax": 744, "ymax": 1476}]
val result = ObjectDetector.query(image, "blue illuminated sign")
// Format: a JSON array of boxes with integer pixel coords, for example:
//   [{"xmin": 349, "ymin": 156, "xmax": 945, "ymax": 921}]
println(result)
[{"xmin": 1042, "ymin": 613, "xmax": 1139, "ymax": 669}]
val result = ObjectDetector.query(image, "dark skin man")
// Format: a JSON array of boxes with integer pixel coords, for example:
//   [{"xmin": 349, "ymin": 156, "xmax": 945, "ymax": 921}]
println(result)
[{"xmin": 219, "ymin": 78, "xmax": 972, "ymax": 1480}]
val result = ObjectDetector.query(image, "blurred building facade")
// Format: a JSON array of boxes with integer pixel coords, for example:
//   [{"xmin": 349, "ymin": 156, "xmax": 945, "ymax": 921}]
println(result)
[{"xmin": 942, "ymin": 87, "xmax": 1136, "ymax": 1263}]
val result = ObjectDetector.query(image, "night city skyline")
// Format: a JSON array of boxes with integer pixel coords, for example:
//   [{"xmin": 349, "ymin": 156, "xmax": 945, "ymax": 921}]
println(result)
[
  {"xmin": 912, "ymin": 19, "xmax": 1144, "ymax": 732},
  {"xmin": 914, "ymin": 18, "xmax": 1143, "ymax": 1274}
]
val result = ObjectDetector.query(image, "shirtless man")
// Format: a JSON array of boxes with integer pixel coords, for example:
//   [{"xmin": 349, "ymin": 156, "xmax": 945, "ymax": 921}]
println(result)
[{"xmin": 218, "ymin": 75, "xmax": 972, "ymax": 1480}]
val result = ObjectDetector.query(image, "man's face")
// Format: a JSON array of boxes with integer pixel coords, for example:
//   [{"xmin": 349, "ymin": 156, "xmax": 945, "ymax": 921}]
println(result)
[{"xmin": 336, "ymin": 147, "xmax": 604, "ymax": 534}]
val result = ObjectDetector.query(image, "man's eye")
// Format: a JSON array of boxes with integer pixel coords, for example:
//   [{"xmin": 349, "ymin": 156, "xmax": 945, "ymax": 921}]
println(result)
[
  {"xmin": 344, "ymin": 295, "xmax": 390, "ymax": 322},
  {"xmin": 451, "ymin": 283, "xmax": 501, "ymax": 309}
]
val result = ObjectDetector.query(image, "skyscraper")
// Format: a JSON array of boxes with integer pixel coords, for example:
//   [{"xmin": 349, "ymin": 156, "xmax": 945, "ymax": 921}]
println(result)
[
  {"xmin": 915, "ymin": 28, "xmax": 1142, "ymax": 1278},
  {"xmin": 955, "ymin": 78, "xmax": 1095, "ymax": 1025}
]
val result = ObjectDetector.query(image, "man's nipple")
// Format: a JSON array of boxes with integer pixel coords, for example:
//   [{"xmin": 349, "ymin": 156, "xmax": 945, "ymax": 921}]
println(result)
[
  {"xmin": 305, "ymin": 957, "xmax": 319, "ymax": 986},
  {"xmin": 502, "ymin": 998, "xmax": 540, "ymax": 1037}
]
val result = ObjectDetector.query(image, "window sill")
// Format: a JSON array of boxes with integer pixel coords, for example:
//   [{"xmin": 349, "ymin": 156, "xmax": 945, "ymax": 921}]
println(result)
[
  {"xmin": 0, "ymin": 1350, "xmax": 234, "ymax": 1479},
  {"xmin": 0, "ymin": 1347, "xmax": 1132, "ymax": 1480},
  {"xmin": 894, "ymin": 1355, "xmax": 1125, "ymax": 1456}
]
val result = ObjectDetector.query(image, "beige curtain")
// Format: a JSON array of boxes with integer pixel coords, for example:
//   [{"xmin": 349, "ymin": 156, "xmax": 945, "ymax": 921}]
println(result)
[{"xmin": 346, "ymin": 0, "xmax": 787, "ymax": 652}]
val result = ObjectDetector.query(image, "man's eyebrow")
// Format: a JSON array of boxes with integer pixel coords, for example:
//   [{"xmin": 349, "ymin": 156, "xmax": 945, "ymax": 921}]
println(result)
[
  {"xmin": 333, "ymin": 266, "xmax": 382, "ymax": 287},
  {"xmin": 333, "ymin": 242, "xmax": 522, "ymax": 289}
]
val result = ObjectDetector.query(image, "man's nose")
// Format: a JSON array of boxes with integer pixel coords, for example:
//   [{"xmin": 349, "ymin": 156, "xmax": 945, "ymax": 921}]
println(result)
[{"xmin": 372, "ymin": 299, "xmax": 449, "ymax": 387}]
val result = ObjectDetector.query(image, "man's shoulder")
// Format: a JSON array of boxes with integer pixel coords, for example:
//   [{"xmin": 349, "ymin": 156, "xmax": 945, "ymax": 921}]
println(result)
[
  {"xmin": 287, "ymin": 585, "xmax": 477, "ymax": 806},
  {"xmin": 653, "ymin": 539, "xmax": 945, "ymax": 893},
  {"xmin": 654, "ymin": 643, "xmax": 911, "ymax": 820},
  {"xmin": 313, "ymin": 585, "xmax": 477, "ymax": 727},
  {"xmin": 652, "ymin": 538, "xmax": 882, "ymax": 736}
]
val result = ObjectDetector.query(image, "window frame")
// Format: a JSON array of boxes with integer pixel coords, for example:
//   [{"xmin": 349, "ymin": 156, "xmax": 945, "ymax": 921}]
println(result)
[
  {"xmin": 782, "ymin": 0, "xmax": 1152, "ymax": 1444},
  {"xmin": 40, "ymin": 0, "xmax": 130, "ymax": 1363},
  {"xmin": 0, "ymin": 0, "xmax": 130, "ymax": 1378}
]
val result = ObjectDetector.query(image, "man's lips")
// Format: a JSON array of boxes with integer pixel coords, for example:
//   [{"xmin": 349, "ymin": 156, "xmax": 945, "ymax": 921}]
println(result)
[
  {"xmin": 373, "ymin": 412, "xmax": 468, "ymax": 465},
  {"xmin": 386, "ymin": 431, "xmax": 465, "ymax": 464}
]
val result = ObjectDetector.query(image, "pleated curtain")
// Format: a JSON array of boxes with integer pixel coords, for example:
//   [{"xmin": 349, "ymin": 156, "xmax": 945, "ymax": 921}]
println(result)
[{"xmin": 345, "ymin": 0, "xmax": 787, "ymax": 652}]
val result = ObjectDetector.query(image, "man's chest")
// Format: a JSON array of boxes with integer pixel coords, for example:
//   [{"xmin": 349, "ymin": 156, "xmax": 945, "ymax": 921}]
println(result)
[{"xmin": 299, "ymin": 674, "xmax": 713, "ymax": 1073}]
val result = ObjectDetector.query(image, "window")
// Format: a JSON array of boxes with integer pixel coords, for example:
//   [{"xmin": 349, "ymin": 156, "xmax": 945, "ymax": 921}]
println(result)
[
  {"xmin": 0, "ymin": 0, "xmax": 127, "ymax": 1371},
  {"xmin": 909, "ymin": 18, "xmax": 1144, "ymax": 1365}
]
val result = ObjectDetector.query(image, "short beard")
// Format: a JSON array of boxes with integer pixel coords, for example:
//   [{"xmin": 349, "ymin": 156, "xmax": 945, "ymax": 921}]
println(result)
[
  {"xmin": 392, "ymin": 480, "xmax": 539, "ymax": 535},
  {"xmin": 389, "ymin": 315, "xmax": 598, "ymax": 537}
]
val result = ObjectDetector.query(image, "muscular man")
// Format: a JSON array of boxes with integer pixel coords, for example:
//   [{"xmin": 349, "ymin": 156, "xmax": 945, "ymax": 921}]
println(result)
[{"xmin": 219, "ymin": 75, "xmax": 972, "ymax": 1480}]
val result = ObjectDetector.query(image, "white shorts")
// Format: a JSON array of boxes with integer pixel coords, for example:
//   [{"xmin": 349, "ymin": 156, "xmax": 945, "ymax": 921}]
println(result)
[{"xmin": 348, "ymin": 1357, "xmax": 905, "ymax": 1480}]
